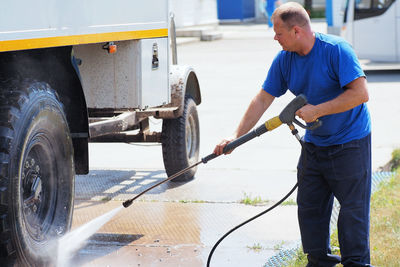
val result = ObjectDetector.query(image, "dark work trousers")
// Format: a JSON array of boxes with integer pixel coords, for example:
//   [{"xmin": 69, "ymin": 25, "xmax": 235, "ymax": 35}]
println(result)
[{"xmin": 297, "ymin": 134, "xmax": 372, "ymax": 267}]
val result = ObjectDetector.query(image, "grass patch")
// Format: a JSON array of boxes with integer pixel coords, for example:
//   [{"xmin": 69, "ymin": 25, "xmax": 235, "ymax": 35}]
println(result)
[
  {"xmin": 330, "ymin": 230, "xmax": 340, "ymax": 255},
  {"xmin": 369, "ymin": 173, "xmax": 400, "ymax": 266},
  {"xmin": 247, "ymin": 243, "xmax": 264, "ymax": 252},
  {"xmin": 240, "ymin": 192, "xmax": 268, "ymax": 205},
  {"xmin": 389, "ymin": 148, "xmax": 400, "ymax": 170},
  {"xmin": 178, "ymin": 199, "xmax": 206, "ymax": 204},
  {"xmin": 281, "ymin": 198, "xmax": 297, "ymax": 206},
  {"xmin": 283, "ymin": 249, "xmax": 307, "ymax": 267},
  {"xmin": 273, "ymin": 241, "xmax": 286, "ymax": 250},
  {"xmin": 285, "ymin": 171, "xmax": 400, "ymax": 266}
]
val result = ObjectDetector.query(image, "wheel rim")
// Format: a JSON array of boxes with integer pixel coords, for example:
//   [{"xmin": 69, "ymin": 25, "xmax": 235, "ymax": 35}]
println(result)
[
  {"xmin": 21, "ymin": 135, "xmax": 56, "ymax": 242},
  {"xmin": 186, "ymin": 114, "xmax": 198, "ymax": 161}
]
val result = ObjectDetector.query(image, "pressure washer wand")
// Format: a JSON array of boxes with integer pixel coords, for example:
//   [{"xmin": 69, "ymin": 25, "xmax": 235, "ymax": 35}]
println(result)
[
  {"xmin": 122, "ymin": 160, "xmax": 204, "ymax": 208},
  {"xmin": 122, "ymin": 94, "xmax": 316, "ymax": 208},
  {"xmin": 122, "ymin": 115, "xmax": 282, "ymax": 208}
]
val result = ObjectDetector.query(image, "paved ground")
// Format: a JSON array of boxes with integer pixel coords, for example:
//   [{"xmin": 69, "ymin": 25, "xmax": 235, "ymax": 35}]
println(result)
[{"xmin": 68, "ymin": 22, "xmax": 400, "ymax": 267}]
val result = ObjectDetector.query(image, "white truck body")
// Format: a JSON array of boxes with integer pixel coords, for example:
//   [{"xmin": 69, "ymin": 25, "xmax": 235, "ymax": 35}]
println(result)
[
  {"xmin": 342, "ymin": 0, "xmax": 400, "ymax": 62},
  {"xmin": 1, "ymin": 0, "xmax": 171, "ymax": 109},
  {"xmin": 0, "ymin": 0, "xmax": 168, "ymax": 50}
]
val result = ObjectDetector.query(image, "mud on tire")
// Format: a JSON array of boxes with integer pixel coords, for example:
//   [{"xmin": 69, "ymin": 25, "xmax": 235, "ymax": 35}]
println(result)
[
  {"xmin": 0, "ymin": 79, "xmax": 75, "ymax": 266},
  {"xmin": 161, "ymin": 96, "xmax": 200, "ymax": 182}
]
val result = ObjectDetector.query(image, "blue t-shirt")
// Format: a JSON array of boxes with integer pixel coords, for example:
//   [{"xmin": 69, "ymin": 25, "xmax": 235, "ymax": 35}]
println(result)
[{"xmin": 262, "ymin": 32, "xmax": 371, "ymax": 146}]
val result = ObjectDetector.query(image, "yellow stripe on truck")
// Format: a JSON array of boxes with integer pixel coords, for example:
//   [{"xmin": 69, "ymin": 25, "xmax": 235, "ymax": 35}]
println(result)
[{"xmin": 0, "ymin": 28, "xmax": 168, "ymax": 52}]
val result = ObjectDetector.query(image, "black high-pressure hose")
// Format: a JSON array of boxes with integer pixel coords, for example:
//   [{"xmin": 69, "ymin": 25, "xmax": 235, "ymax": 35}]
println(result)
[
  {"xmin": 206, "ymin": 123, "xmax": 303, "ymax": 267},
  {"xmin": 207, "ymin": 183, "xmax": 299, "ymax": 267},
  {"xmin": 205, "ymin": 109, "xmax": 322, "ymax": 266}
]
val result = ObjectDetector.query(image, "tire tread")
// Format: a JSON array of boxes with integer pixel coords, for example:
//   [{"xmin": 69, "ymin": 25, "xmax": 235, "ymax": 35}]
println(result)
[
  {"xmin": 0, "ymin": 78, "xmax": 57, "ymax": 260},
  {"xmin": 161, "ymin": 96, "xmax": 199, "ymax": 182}
]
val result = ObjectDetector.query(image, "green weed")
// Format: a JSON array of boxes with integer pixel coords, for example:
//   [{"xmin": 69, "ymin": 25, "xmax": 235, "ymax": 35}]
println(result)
[
  {"xmin": 240, "ymin": 192, "xmax": 268, "ymax": 205},
  {"xmin": 390, "ymin": 149, "xmax": 400, "ymax": 170},
  {"xmin": 281, "ymin": 199, "xmax": 297, "ymax": 206},
  {"xmin": 247, "ymin": 243, "xmax": 264, "ymax": 252}
]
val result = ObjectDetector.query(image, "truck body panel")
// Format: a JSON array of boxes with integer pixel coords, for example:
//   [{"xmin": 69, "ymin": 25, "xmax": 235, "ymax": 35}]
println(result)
[
  {"xmin": 0, "ymin": 0, "xmax": 168, "ymax": 52},
  {"xmin": 74, "ymin": 38, "xmax": 169, "ymax": 109}
]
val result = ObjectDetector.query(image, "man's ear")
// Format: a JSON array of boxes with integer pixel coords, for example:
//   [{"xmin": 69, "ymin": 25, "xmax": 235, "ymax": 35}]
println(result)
[{"xmin": 293, "ymin": 25, "xmax": 302, "ymax": 38}]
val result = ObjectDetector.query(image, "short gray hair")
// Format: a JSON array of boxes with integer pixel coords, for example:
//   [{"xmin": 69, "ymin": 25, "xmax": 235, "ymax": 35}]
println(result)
[{"xmin": 272, "ymin": 2, "xmax": 310, "ymax": 29}]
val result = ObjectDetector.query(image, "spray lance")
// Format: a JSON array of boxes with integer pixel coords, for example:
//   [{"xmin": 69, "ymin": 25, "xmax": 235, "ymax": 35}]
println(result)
[{"xmin": 122, "ymin": 94, "xmax": 321, "ymax": 208}]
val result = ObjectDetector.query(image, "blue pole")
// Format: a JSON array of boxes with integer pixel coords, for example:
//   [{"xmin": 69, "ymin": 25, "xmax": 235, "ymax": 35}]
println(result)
[{"xmin": 325, "ymin": 0, "xmax": 333, "ymax": 27}]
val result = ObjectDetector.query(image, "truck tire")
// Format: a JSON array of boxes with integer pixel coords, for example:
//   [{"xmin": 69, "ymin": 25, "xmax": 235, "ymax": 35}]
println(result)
[
  {"xmin": 0, "ymin": 79, "xmax": 75, "ymax": 266},
  {"xmin": 161, "ymin": 96, "xmax": 200, "ymax": 182}
]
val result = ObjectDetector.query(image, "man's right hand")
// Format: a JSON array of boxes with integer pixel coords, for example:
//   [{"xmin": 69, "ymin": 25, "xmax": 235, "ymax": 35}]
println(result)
[{"xmin": 213, "ymin": 137, "xmax": 235, "ymax": 155}]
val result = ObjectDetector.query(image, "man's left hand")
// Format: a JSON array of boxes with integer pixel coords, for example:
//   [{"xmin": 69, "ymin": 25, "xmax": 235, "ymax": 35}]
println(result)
[{"xmin": 295, "ymin": 104, "xmax": 320, "ymax": 123}]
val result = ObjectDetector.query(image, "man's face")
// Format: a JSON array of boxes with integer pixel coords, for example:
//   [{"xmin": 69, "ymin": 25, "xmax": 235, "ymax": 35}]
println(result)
[{"xmin": 273, "ymin": 18, "xmax": 295, "ymax": 51}]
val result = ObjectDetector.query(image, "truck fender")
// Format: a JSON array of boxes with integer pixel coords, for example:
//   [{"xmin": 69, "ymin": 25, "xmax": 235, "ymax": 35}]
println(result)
[
  {"xmin": 168, "ymin": 65, "xmax": 201, "ymax": 118},
  {"xmin": 0, "ymin": 47, "xmax": 89, "ymax": 174}
]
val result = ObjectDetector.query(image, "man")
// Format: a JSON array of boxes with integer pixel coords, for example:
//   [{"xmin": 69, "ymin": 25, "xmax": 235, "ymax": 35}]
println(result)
[{"xmin": 214, "ymin": 2, "xmax": 372, "ymax": 267}]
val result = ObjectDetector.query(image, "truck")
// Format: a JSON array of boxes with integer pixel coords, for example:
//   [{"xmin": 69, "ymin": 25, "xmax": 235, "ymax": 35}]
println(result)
[
  {"xmin": 0, "ymin": 1, "xmax": 201, "ymax": 265},
  {"xmin": 341, "ymin": 0, "xmax": 399, "ymax": 62}
]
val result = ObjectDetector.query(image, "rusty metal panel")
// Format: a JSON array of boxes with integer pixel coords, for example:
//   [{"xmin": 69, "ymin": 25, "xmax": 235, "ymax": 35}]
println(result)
[
  {"xmin": 74, "ymin": 37, "xmax": 169, "ymax": 110},
  {"xmin": 74, "ymin": 41, "xmax": 140, "ymax": 109}
]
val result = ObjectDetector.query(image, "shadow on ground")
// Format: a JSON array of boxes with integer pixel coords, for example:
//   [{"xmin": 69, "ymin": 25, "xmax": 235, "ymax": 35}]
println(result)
[{"xmin": 75, "ymin": 169, "xmax": 193, "ymax": 201}]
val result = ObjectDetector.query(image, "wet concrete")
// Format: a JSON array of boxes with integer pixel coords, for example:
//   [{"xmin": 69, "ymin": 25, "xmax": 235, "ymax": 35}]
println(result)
[
  {"xmin": 72, "ymin": 131, "xmax": 302, "ymax": 266},
  {"xmin": 70, "ymin": 199, "xmax": 299, "ymax": 267},
  {"xmin": 74, "ymin": 167, "xmax": 299, "ymax": 203},
  {"xmin": 72, "ymin": 139, "xmax": 301, "ymax": 266}
]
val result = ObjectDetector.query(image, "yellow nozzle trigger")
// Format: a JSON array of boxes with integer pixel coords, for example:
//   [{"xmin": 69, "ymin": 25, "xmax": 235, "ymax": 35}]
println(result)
[{"xmin": 265, "ymin": 116, "xmax": 282, "ymax": 131}]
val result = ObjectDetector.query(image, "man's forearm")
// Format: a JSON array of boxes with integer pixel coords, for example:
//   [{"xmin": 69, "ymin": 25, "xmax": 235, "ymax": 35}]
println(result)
[
  {"xmin": 213, "ymin": 90, "xmax": 275, "ymax": 155},
  {"xmin": 296, "ymin": 77, "xmax": 369, "ymax": 122},
  {"xmin": 316, "ymin": 81, "xmax": 369, "ymax": 117},
  {"xmin": 234, "ymin": 90, "xmax": 275, "ymax": 138}
]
